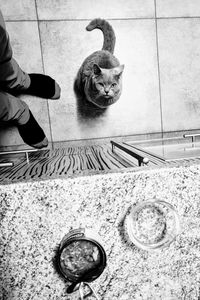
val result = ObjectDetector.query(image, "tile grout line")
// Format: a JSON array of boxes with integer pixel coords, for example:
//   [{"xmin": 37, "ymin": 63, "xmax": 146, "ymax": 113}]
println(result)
[
  {"xmin": 34, "ymin": 0, "xmax": 54, "ymax": 151},
  {"xmin": 154, "ymin": 0, "xmax": 164, "ymax": 139},
  {"xmin": 5, "ymin": 16, "xmax": 200, "ymax": 22}
]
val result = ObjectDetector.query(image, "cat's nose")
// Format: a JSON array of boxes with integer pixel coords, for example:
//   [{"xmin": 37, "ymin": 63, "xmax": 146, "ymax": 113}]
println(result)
[{"xmin": 105, "ymin": 89, "xmax": 109, "ymax": 95}]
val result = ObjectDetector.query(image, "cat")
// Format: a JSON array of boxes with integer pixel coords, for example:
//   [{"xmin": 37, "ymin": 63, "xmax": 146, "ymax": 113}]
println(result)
[{"xmin": 75, "ymin": 18, "xmax": 124, "ymax": 109}]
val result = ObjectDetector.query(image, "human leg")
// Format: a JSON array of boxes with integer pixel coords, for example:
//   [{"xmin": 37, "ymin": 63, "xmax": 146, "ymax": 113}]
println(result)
[
  {"xmin": 0, "ymin": 91, "xmax": 48, "ymax": 148},
  {"xmin": 0, "ymin": 91, "xmax": 30, "ymax": 125},
  {"xmin": 0, "ymin": 10, "xmax": 30, "ymax": 91},
  {"xmin": 0, "ymin": 9, "xmax": 60, "ymax": 99}
]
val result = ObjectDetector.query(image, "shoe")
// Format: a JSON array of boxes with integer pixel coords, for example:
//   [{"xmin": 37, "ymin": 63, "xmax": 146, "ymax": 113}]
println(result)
[
  {"xmin": 25, "ymin": 73, "xmax": 61, "ymax": 99},
  {"xmin": 30, "ymin": 137, "xmax": 48, "ymax": 149},
  {"xmin": 17, "ymin": 110, "xmax": 48, "ymax": 149}
]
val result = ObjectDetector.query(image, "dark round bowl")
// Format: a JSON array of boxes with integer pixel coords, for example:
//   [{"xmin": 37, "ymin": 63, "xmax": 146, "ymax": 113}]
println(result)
[{"xmin": 57, "ymin": 229, "xmax": 107, "ymax": 284}]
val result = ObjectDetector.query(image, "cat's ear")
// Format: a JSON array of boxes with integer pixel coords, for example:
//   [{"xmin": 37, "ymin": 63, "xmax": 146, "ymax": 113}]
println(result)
[
  {"xmin": 119, "ymin": 64, "xmax": 125, "ymax": 73},
  {"xmin": 117, "ymin": 64, "xmax": 125, "ymax": 75},
  {"xmin": 93, "ymin": 64, "xmax": 102, "ymax": 75},
  {"xmin": 114, "ymin": 64, "xmax": 124, "ymax": 79}
]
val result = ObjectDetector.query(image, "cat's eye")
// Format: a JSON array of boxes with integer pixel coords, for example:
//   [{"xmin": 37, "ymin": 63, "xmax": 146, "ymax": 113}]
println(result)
[
  {"xmin": 98, "ymin": 83, "xmax": 104, "ymax": 87},
  {"xmin": 111, "ymin": 83, "xmax": 117, "ymax": 87}
]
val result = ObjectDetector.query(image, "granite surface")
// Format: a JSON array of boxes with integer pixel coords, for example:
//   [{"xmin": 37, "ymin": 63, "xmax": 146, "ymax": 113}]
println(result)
[{"xmin": 0, "ymin": 164, "xmax": 200, "ymax": 300}]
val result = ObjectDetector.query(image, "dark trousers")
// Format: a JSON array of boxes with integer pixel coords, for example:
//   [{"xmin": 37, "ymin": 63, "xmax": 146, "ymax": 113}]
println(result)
[{"xmin": 0, "ymin": 9, "xmax": 30, "ymax": 125}]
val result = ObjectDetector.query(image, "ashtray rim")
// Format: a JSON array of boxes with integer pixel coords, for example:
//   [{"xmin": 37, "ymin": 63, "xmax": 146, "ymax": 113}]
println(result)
[{"xmin": 126, "ymin": 199, "xmax": 180, "ymax": 250}]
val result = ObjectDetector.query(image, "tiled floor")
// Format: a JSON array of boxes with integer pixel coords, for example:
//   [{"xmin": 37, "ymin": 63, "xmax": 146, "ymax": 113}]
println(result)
[
  {"xmin": 158, "ymin": 18, "xmax": 200, "ymax": 131},
  {"xmin": 0, "ymin": 0, "xmax": 161, "ymax": 150},
  {"xmin": 156, "ymin": 0, "xmax": 200, "ymax": 17},
  {"xmin": 36, "ymin": 0, "xmax": 155, "ymax": 20},
  {"xmin": 1, "ymin": 0, "xmax": 200, "ymax": 150}
]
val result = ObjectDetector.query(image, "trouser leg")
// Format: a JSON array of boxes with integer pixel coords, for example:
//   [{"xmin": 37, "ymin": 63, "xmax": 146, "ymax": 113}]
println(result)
[
  {"xmin": 0, "ymin": 91, "xmax": 30, "ymax": 125},
  {"xmin": 0, "ymin": 9, "xmax": 30, "ymax": 91},
  {"xmin": 0, "ymin": 11, "xmax": 48, "ymax": 149},
  {"xmin": 0, "ymin": 58, "xmax": 31, "ymax": 91},
  {"xmin": 0, "ymin": 91, "xmax": 48, "ymax": 148}
]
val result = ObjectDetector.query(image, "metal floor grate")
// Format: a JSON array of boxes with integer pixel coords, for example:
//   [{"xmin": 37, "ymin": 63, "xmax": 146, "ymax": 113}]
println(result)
[{"xmin": 0, "ymin": 144, "xmax": 136, "ymax": 183}]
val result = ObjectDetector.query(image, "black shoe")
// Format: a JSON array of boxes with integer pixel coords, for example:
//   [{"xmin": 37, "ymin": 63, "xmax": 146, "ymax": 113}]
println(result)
[
  {"xmin": 17, "ymin": 111, "xmax": 48, "ymax": 149},
  {"xmin": 25, "ymin": 73, "xmax": 61, "ymax": 99}
]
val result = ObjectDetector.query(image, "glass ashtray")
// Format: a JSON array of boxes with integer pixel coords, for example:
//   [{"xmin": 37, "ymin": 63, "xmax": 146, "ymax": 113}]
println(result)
[{"xmin": 125, "ymin": 199, "xmax": 180, "ymax": 250}]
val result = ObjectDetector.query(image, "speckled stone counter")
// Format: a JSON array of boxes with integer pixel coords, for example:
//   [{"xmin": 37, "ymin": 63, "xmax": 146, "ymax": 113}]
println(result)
[{"xmin": 0, "ymin": 164, "xmax": 200, "ymax": 300}]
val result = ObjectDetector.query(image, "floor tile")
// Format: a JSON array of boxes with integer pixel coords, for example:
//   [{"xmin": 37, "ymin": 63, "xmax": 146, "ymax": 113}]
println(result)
[
  {"xmin": 36, "ymin": 0, "xmax": 155, "ymax": 20},
  {"xmin": 40, "ymin": 19, "xmax": 161, "ymax": 142},
  {"xmin": 0, "ymin": 21, "xmax": 51, "ymax": 149},
  {"xmin": 156, "ymin": 0, "xmax": 200, "ymax": 18},
  {"xmin": 0, "ymin": 0, "xmax": 37, "ymax": 21},
  {"xmin": 157, "ymin": 18, "xmax": 200, "ymax": 132}
]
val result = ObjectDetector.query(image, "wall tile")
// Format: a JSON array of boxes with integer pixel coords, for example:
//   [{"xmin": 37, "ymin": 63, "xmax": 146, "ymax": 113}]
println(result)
[
  {"xmin": 158, "ymin": 18, "xmax": 200, "ymax": 132},
  {"xmin": 0, "ymin": 21, "xmax": 51, "ymax": 148},
  {"xmin": 36, "ymin": 0, "xmax": 155, "ymax": 20},
  {"xmin": 40, "ymin": 19, "xmax": 161, "ymax": 142},
  {"xmin": 1, "ymin": 0, "xmax": 37, "ymax": 21},
  {"xmin": 156, "ymin": 0, "xmax": 200, "ymax": 18}
]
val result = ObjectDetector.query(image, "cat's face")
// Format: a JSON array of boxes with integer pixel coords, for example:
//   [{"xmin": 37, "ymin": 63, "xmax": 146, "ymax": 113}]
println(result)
[{"xmin": 85, "ymin": 64, "xmax": 124, "ymax": 108}]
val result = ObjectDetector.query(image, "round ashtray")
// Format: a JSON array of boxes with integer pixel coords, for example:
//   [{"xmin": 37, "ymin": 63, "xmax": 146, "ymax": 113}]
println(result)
[
  {"xmin": 126, "ymin": 200, "xmax": 180, "ymax": 250},
  {"xmin": 57, "ymin": 229, "xmax": 107, "ymax": 290}
]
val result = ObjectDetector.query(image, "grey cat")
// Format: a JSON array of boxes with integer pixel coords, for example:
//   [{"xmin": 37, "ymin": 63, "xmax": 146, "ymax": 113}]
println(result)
[{"xmin": 75, "ymin": 18, "xmax": 124, "ymax": 109}]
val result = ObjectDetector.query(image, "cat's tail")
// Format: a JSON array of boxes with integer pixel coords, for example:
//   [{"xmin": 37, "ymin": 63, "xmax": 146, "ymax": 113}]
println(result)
[{"xmin": 86, "ymin": 18, "xmax": 116, "ymax": 54}]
